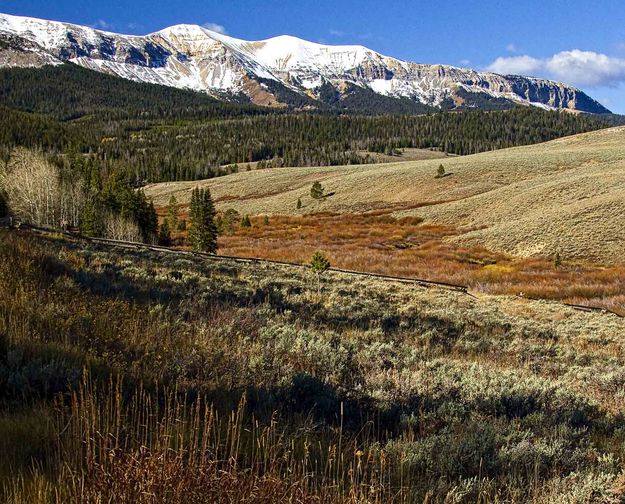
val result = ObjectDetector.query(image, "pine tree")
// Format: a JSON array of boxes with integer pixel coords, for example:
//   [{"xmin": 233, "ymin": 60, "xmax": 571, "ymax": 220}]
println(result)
[
  {"xmin": 310, "ymin": 181, "xmax": 324, "ymax": 199},
  {"xmin": 0, "ymin": 189, "xmax": 8, "ymax": 218},
  {"xmin": 80, "ymin": 198, "xmax": 100, "ymax": 237},
  {"xmin": 145, "ymin": 201, "xmax": 158, "ymax": 242},
  {"xmin": 436, "ymin": 164, "xmax": 446, "ymax": 178},
  {"xmin": 158, "ymin": 219, "xmax": 171, "ymax": 246},
  {"xmin": 310, "ymin": 251, "xmax": 331, "ymax": 296},
  {"xmin": 297, "ymin": 197, "xmax": 302, "ymax": 209},
  {"xmin": 241, "ymin": 215, "xmax": 252, "ymax": 228},
  {"xmin": 188, "ymin": 187, "xmax": 218, "ymax": 253},
  {"xmin": 166, "ymin": 194, "xmax": 178, "ymax": 230}
]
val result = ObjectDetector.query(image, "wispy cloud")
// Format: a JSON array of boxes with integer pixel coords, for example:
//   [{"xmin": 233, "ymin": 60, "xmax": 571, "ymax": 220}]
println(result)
[
  {"xmin": 487, "ymin": 50, "xmax": 625, "ymax": 88},
  {"xmin": 506, "ymin": 43, "xmax": 519, "ymax": 53},
  {"xmin": 126, "ymin": 23, "xmax": 143, "ymax": 33},
  {"xmin": 459, "ymin": 59, "xmax": 471, "ymax": 67},
  {"xmin": 329, "ymin": 29, "xmax": 344, "ymax": 37},
  {"xmin": 202, "ymin": 22, "xmax": 227, "ymax": 34},
  {"xmin": 90, "ymin": 19, "xmax": 114, "ymax": 30}
]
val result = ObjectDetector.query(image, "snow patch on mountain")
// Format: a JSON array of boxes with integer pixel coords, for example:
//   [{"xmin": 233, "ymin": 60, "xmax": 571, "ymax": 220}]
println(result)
[{"xmin": 0, "ymin": 12, "xmax": 612, "ymax": 114}]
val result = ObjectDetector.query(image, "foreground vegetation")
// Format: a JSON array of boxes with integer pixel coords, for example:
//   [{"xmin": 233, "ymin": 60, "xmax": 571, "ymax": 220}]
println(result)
[{"xmin": 2, "ymin": 230, "xmax": 625, "ymax": 503}]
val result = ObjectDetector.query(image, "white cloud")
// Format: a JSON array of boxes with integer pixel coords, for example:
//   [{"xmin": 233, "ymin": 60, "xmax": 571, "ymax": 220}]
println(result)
[
  {"xmin": 459, "ymin": 59, "xmax": 471, "ymax": 67},
  {"xmin": 546, "ymin": 50, "xmax": 625, "ymax": 87},
  {"xmin": 202, "ymin": 22, "xmax": 226, "ymax": 34},
  {"xmin": 506, "ymin": 43, "xmax": 519, "ymax": 53},
  {"xmin": 329, "ymin": 29, "xmax": 344, "ymax": 37},
  {"xmin": 91, "ymin": 19, "xmax": 114, "ymax": 30},
  {"xmin": 487, "ymin": 55, "xmax": 542, "ymax": 76},
  {"xmin": 486, "ymin": 50, "xmax": 625, "ymax": 88}
]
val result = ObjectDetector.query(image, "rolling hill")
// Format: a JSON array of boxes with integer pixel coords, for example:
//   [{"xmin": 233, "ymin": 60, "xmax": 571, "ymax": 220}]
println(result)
[{"xmin": 144, "ymin": 126, "xmax": 625, "ymax": 265}]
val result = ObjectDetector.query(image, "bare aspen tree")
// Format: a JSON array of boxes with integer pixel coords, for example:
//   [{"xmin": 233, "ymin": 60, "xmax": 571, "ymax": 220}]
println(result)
[
  {"xmin": 0, "ymin": 148, "xmax": 87, "ymax": 229},
  {"xmin": 0, "ymin": 149, "xmax": 59, "ymax": 227},
  {"xmin": 102, "ymin": 212, "xmax": 143, "ymax": 242},
  {"xmin": 59, "ymin": 176, "xmax": 86, "ymax": 228}
]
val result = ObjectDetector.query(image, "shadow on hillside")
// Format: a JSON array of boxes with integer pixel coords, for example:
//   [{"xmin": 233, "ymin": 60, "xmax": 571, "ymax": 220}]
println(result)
[{"xmin": 37, "ymin": 247, "xmax": 185, "ymax": 305}]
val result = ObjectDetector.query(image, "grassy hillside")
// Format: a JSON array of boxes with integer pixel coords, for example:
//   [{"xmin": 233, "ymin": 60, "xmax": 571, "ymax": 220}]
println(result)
[
  {"xmin": 145, "ymin": 126, "xmax": 625, "ymax": 266},
  {"xmin": 2, "ymin": 230, "xmax": 625, "ymax": 503}
]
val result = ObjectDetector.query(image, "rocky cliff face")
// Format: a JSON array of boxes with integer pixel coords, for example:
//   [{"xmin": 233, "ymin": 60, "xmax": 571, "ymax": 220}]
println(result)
[{"xmin": 0, "ymin": 12, "xmax": 611, "ymax": 114}]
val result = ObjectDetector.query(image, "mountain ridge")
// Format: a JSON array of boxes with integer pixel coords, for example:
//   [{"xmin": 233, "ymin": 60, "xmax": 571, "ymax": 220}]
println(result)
[{"xmin": 0, "ymin": 12, "xmax": 612, "ymax": 114}]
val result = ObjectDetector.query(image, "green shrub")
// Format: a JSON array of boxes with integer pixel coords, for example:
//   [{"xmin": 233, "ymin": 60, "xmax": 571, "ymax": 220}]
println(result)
[{"xmin": 310, "ymin": 181, "xmax": 324, "ymax": 199}]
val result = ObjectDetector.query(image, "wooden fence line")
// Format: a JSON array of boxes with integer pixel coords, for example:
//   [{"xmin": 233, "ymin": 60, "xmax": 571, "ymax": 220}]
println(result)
[{"xmin": 1, "ymin": 220, "xmax": 621, "ymax": 318}]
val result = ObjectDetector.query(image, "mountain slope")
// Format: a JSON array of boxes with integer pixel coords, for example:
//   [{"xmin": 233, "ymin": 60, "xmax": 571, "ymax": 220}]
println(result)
[
  {"xmin": 0, "ymin": 62, "xmax": 268, "ymax": 120},
  {"xmin": 0, "ymin": 12, "xmax": 611, "ymax": 114},
  {"xmin": 0, "ymin": 65, "xmax": 608, "ymax": 182}
]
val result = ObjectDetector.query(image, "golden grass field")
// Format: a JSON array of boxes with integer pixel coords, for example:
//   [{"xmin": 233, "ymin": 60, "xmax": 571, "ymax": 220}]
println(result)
[
  {"xmin": 145, "ymin": 127, "xmax": 625, "ymax": 265},
  {"xmin": 147, "ymin": 127, "xmax": 625, "ymax": 314}
]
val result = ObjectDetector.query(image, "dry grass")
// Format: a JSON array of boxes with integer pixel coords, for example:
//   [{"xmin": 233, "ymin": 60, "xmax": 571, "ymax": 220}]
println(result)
[
  {"xmin": 3, "ymin": 231, "xmax": 625, "ymax": 503},
  {"xmin": 204, "ymin": 212, "xmax": 624, "ymax": 314},
  {"xmin": 144, "ymin": 126, "xmax": 625, "ymax": 265}
]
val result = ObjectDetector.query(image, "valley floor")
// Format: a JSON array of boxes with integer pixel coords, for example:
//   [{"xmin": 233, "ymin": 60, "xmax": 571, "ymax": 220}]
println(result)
[
  {"xmin": 146, "ymin": 127, "xmax": 625, "ymax": 317},
  {"xmin": 214, "ymin": 212, "xmax": 625, "ymax": 315}
]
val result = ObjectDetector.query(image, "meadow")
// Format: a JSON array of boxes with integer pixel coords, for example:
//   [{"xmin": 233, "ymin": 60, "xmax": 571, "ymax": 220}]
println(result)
[
  {"xmin": 158, "ymin": 210, "xmax": 625, "ymax": 316},
  {"xmin": 2, "ymin": 229, "xmax": 625, "ymax": 503},
  {"xmin": 145, "ymin": 126, "xmax": 625, "ymax": 266}
]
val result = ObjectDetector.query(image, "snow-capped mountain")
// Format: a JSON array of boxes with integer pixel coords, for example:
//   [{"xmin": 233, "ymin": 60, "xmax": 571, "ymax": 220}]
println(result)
[{"xmin": 0, "ymin": 12, "xmax": 611, "ymax": 114}]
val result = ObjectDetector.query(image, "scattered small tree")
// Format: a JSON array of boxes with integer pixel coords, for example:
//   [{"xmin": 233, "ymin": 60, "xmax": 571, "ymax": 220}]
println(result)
[
  {"xmin": 297, "ymin": 197, "xmax": 302, "ymax": 209},
  {"xmin": 311, "ymin": 181, "xmax": 324, "ymax": 199},
  {"xmin": 166, "ymin": 194, "xmax": 179, "ymax": 231},
  {"xmin": 216, "ymin": 208, "xmax": 240, "ymax": 235},
  {"xmin": 241, "ymin": 215, "xmax": 252, "ymax": 228},
  {"xmin": 177, "ymin": 219, "xmax": 187, "ymax": 231},
  {"xmin": 436, "ymin": 164, "xmax": 446, "ymax": 178},
  {"xmin": 158, "ymin": 219, "xmax": 171, "ymax": 246},
  {"xmin": 310, "ymin": 251, "xmax": 331, "ymax": 296},
  {"xmin": 554, "ymin": 251, "xmax": 562, "ymax": 269},
  {"xmin": 263, "ymin": 215, "xmax": 270, "ymax": 226},
  {"xmin": 188, "ymin": 187, "xmax": 218, "ymax": 253}
]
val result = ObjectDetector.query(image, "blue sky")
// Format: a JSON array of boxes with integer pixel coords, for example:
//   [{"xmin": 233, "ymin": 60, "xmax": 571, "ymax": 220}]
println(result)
[{"xmin": 2, "ymin": 0, "xmax": 625, "ymax": 112}]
